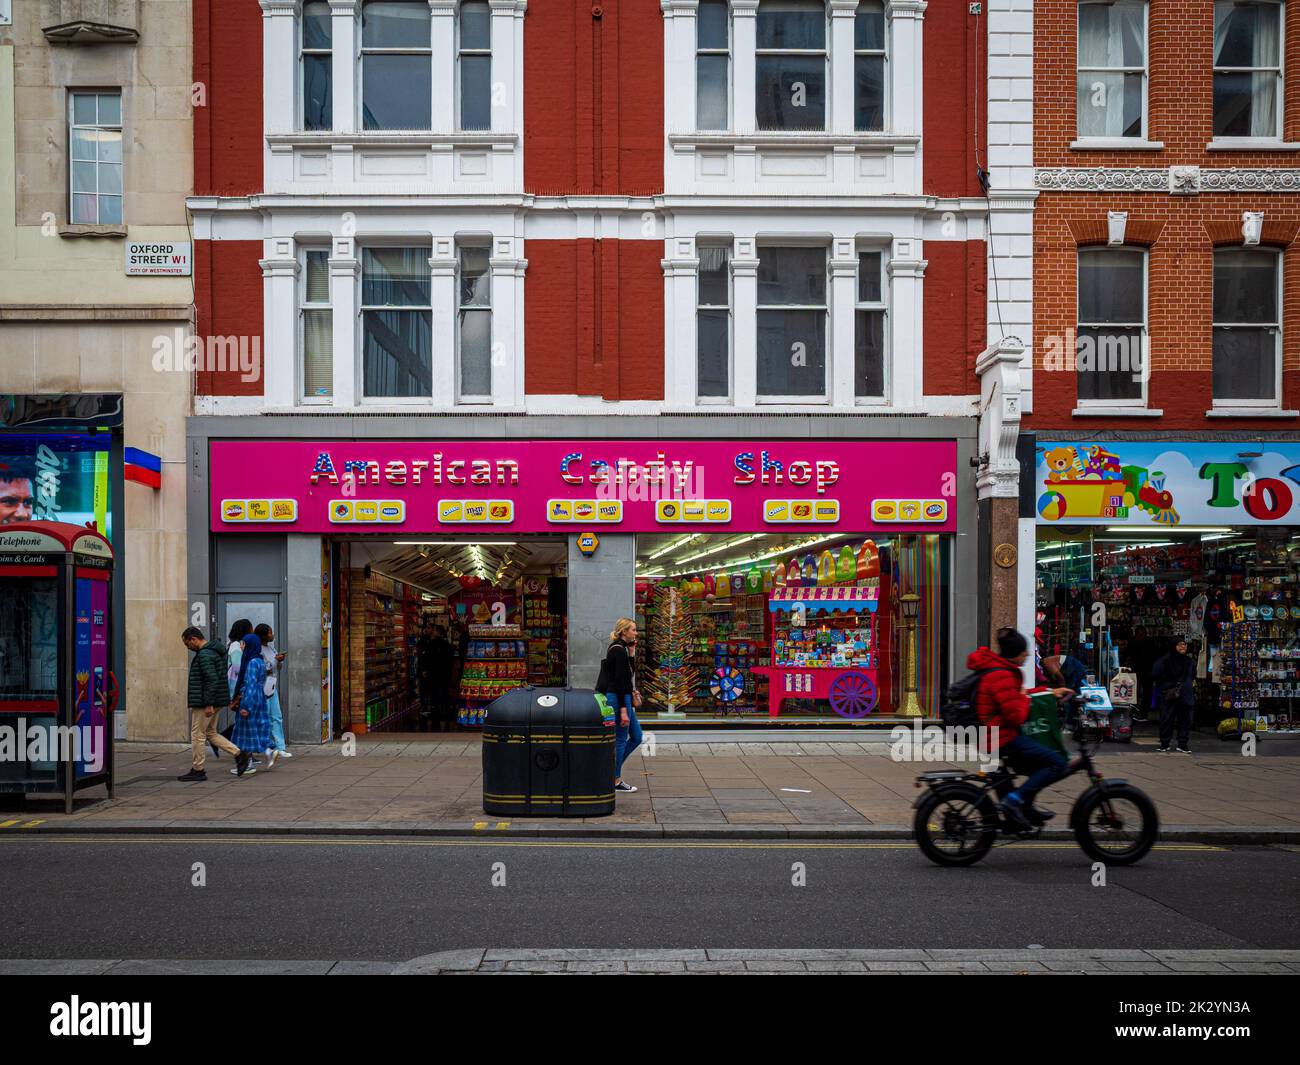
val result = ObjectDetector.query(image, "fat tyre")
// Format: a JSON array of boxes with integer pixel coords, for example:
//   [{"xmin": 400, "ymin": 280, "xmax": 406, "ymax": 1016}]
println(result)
[
  {"xmin": 1073, "ymin": 783, "xmax": 1158, "ymax": 866},
  {"xmin": 913, "ymin": 785, "xmax": 997, "ymax": 867}
]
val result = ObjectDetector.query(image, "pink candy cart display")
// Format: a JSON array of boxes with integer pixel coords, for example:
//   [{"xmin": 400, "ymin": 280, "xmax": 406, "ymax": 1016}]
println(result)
[{"xmin": 751, "ymin": 585, "xmax": 880, "ymax": 718}]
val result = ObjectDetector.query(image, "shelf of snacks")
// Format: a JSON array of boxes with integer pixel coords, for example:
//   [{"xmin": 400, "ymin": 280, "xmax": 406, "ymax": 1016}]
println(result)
[{"xmin": 458, "ymin": 634, "xmax": 528, "ymax": 723}]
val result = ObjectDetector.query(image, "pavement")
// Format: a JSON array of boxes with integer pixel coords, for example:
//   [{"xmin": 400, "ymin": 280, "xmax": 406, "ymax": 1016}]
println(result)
[
  {"xmin": 5, "ymin": 728, "xmax": 1300, "ymax": 841},
  {"xmin": 5, "ymin": 949, "xmax": 1299, "ymax": 975}
]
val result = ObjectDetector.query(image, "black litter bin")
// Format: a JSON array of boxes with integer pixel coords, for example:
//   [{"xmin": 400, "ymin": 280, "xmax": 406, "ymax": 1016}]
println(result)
[{"xmin": 482, "ymin": 686, "xmax": 615, "ymax": 817}]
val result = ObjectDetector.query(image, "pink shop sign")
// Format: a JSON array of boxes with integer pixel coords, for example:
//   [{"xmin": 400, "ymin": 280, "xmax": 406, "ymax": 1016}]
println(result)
[{"xmin": 209, "ymin": 439, "xmax": 959, "ymax": 534}]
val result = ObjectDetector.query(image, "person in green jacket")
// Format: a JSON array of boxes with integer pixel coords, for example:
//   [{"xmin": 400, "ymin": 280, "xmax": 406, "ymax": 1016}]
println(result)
[{"xmin": 179, "ymin": 626, "xmax": 250, "ymax": 781}]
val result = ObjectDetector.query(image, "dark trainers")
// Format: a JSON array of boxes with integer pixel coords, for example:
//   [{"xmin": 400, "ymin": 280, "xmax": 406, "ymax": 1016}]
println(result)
[
  {"xmin": 1001, "ymin": 794, "xmax": 1034, "ymax": 832},
  {"xmin": 177, "ymin": 768, "xmax": 207, "ymax": 782},
  {"xmin": 1025, "ymin": 806, "xmax": 1056, "ymax": 825},
  {"xmin": 615, "ymin": 781, "xmax": 638, "ymax": 793},
  {"xmin": 1176, "ymin": 746, "xmax": 1191, "ymax": 754},
  {"xmin": 1155, "ymin": 745, "xmax": 1172, "ymax": 753},
  {"xmin": 235, "ymin": 751, "xmax": 252, "ymax": 776}
]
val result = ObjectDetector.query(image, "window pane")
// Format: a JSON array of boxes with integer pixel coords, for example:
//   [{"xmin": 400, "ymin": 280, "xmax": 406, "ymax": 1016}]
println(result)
[
  {"xmin": 1213, "ymin": 72, "xmax": 1278, "ymax": 137},
  {"xmin": 756, "ymin": 1, "xmax": 826, "ymax": 50},
  {"xmin": 1076, "ymin": 328, "xmax": 1145, "ymax": 401},
  {"xmin": 460, "ymin": 54, "xmax": 491, "ymax": 130},
  {"xmin": 97, "ymin": 93, "xmax": 121, "ymax": 126},
  {"xmin": 363, "ymin": 55, "xmax": 432, "ymax": 129},
  {"xmin": 98, "ymin": 132, "xmax": 122, "ymax": 163},
  {"xmin": 1078, "ymin": 250, "xmax": 1143, "ymax": 323},
  {"xmin": 699, "ymin": 0, "xmax": 729, "ymax": 50},
  {"xmin": 858, "ymin": 252, "xmax": 882, "ymax": 303},
  {"xmin": 98, "ymin": 195, "xmax": 122, "ymax": 225},
  {"xmin": 72, "ymin": 94, "xmax": 96, "ymax": 125},
  {"xmin": 1214, "ymin": 328, "xmax": 1276, "ymax": 400},
  {"xmin": 1077, "ymin": 72, "xmax": 1143, "ymax": 137},
  {"xmin": 304, "ymin": 54, "xmax": 333, "ymax": 130},
  {"xmin": 758, "ymin": 247, "xmax": 825, "ymax": 306},
  {"xmin": 459, "ymin": 308, "xmax": 492, "ymax": 396},
  {"xmin": 98, "ymin": 161, "xmax": 122, "ymax": 196},
  {"xmin": 70, "ymin": 128, "xmax": 97, "ymax": 161},
  {"xmin": 303, "ymin": 309, "xmax": 334, "ymax": 397},
  {"xmin": 758, "ymin": 309, "xmax": 826, "ymax": 396},
  {"xmin": 304, "ymin": 1, "xmax": 333, "ymax": 49},
  {"xmin": 855, "ymin": 54, "xmax": 884, "ymax": 131},
  {"xmin": 697, "ymin": 309, "xmax": 730, "ymax": 397},
  {"xmin": 460, "ymin": 246, "xmax": 490, "ymax": 306},
  {"xmin": 697, "ymin": 54, "xmax": 729, "ymax": 130},
  {"xmin": 71, "ymin": 161, "xmax": 97, "ymax": 194},
  {"xmin": 71, "ymin": 194, "xmax": 97, "ymax": 225},
  {"xmin": 1214, "ymin": 250, "xmax": 1277, "ymax": 323},
  {"xmin": 363, "ymin": 309, "xmax": 432, "ymax": 396},
  {"xmin": 362, "ymin": 1, "xmax": 431, "ymax": 48},
  {"xmin": 363, "ymin": 248, "xmax": 430, "ymax": 306},
  {"xmin": 756, "ymin": 55, "xmax": 825, "ymax": 129},
  {"xmin": 698, "ymin": 244, "xmax": 731, "ymax": 305},
  {"xmin": 1214, "ymin": 1, "xmax": 1279, "ymax": 68},
  {"xmin": 305, "ymin": 250, "xmax": 331, "ymax": 303},
  {"xmin": 461, "ymin": 1, "xmax": 491, "ymax": 50},
  {"xmin": 855, "ymin": 308, "xmax": 884, "ymax": 397},
  {"xmin": 855, "ymin": 2, "xmax": 885, "ymax": 50},
  {"xmin": 1078, "ymin": 1, "xmax": 1145, "ymax": 68}
]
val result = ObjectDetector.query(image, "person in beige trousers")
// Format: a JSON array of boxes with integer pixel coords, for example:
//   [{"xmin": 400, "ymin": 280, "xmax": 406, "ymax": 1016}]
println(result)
[{"xmin": 178, "ymin": 627, "xmax": 250, "ymax": 781}]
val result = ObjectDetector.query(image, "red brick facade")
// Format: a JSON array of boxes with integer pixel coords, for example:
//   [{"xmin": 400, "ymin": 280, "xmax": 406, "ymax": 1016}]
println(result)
[
  {"xmin": 193, "ymin": 0, "xmax": 263, "ymax": 197},
  {"xmin": 924, "ymin": 240, "xmax": 988, "ymax": 395},
  {"xmin": 194, "ymin": 239, "xmax": 264, "ymax": 397},
  {"xmin": 1030, "ymin": 1, "xmax": 1300, "ymax": 432}
]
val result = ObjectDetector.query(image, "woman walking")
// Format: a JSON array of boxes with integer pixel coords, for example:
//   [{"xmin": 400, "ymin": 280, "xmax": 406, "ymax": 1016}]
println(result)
[
  {"xmin": 254, "ymin": 623, "xmax": 292, "ymax": 768},
  {"xmin": 226, "ymin": 618, "xmax": 253, "ymax": 700},
  {"xmin": 229, "ymin": 632, "xmax": 272, "ymax": 777},
  {"xmin": 596, "ymin": 618, "xmax": 642, "ymax": 793}
]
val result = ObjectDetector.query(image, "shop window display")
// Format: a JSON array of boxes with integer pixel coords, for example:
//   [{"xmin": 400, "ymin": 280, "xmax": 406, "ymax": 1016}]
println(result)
[{"xmin": 636, "ymin": 532, "xmax": 950, "ymax": 720}]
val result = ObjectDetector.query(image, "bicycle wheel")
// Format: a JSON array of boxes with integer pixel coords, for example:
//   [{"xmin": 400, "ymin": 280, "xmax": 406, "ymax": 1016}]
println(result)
[
  {"xmin": 1072, "ymin": 784, "xmax": 1159, "ymax": 865},
  {"xmin": 913, "ymin": 785, "xmax": 998, "ymax": 867}
]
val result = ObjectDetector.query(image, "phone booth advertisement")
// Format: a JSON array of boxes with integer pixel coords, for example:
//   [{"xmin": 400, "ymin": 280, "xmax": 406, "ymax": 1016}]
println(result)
[
  {"xmin": 0, "ymin": 521, "xmax": 116, "ymax": 812},
  {"xmin": 753, "ymin": 584, "xmax": 880, "ymax": 718}
]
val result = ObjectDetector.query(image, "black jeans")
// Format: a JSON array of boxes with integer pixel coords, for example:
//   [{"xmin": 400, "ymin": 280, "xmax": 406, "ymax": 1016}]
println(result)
[{"xmin": 1159, "ymin": 697, "xmax": 1194, "ymax": 748}]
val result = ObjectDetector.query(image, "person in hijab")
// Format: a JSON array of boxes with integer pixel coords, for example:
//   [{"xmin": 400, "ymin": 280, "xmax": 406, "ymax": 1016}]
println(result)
[
  {"xmin": 229, "ymin": 633, "xmax": 272, "ymax": 776},
  {"xmin": 227, "ymin": 618, "xmax": 253, "ymax": 700},
  {"xmin": 254, "ymin": 623, "xmax": 292, "ymax": 768},
  {"xmin": 1152, "ymin": 636, "xmax": 1196, "ymax": 753}
]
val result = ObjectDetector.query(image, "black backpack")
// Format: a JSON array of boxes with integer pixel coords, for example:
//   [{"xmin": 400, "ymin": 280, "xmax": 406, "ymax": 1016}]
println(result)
[{"xmin": 940, "ymin": 670, "xmax": 992, "ymax": 728}]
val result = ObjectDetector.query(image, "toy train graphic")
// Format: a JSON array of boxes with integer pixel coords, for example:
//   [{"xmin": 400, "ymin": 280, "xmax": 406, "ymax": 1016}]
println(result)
[{"xmin": 1038, "ymin": 445, "xmax": 1180, "ymax": 524}]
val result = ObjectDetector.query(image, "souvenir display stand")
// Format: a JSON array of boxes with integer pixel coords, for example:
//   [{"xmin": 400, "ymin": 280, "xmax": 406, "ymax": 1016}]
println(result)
[{"xmin": 752, "ymin": 584, "xmax": 880, "ymax": 718}]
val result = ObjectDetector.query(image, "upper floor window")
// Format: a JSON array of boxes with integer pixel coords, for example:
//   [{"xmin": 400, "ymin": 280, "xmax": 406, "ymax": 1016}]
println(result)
[
  {"xmin": 697, "ymin": 241, "xmax": 733, "ymax": 399},
  {"xmin": 697, "ymin": 0, "xmax": 730, "ymax": 130},
  {"xmin": 757, "ymin": 246, "xmax": 828, "ymax": 398},
  {"xmin": 302, "ymin": 1, "xmax": 333, "ymax": 131},
  {"xmin": 1077, "ymin": 0, "xmax": 1146, "ymax": 139},
  {"xmin": 458, "ymin": 1, "xmax": 492, "ymax": 131},
  {"xmin": 301, "ymin": 249, "xmax": 333, "ymax": 400},
  {"xmin": 756, "ymin": 1, "xmax": 827, "ymax": 131},
  {"xmin": 1213, "ymin": 248, "xmax": 1281, "ymax": 404},
  {"xmin": 362, "ymin": 1, "xmax": 432, "ymax": 131},
  {"xmin": 361, "ymin": 247, "xmax": 433, "ymax": 398},
  {"xmin": 458, "ymin": 242, "xmax": 492, "ymax": 400},
  {"xmin": 69, "ymin": 91, "xmax": 122, "ymax": 225},
  {"xmin": 855, "ymin": 2, "xmax": 885, "ymax": 132},
  {"xmin": 1077, "ymin": 248, "xmax": 1147, "ymax": 404},
  {"xmin": 1213, "ymin": 0, "xmax": 1282, "ymax": 139},
  {"xmin": 855, "ymin": 250, "xmax": 886, "ymax": 397}
]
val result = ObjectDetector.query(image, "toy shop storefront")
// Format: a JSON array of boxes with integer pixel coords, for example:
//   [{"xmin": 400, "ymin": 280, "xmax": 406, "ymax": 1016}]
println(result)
[{"xmin": 1034, "ymin": 438, "xmax": 1300, "ymax": 734}]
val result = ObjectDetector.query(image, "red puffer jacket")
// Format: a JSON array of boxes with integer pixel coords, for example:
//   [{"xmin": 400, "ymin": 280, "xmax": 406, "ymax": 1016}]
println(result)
[{"xmin": 967, "ymin": 647, "xmax": 1029, "ymax": 745}]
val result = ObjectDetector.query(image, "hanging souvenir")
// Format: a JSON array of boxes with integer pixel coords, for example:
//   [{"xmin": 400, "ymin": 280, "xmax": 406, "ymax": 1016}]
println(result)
[
  {"xmin": 817, "ymin": 550, "xmax": 836, "ymax": 586},
  {"xmin": 746, "ymin": 567, "xmax": 763, "ymax": 594},
  {"xmin": 836, "ymin": 545, "xmax": 857, "ymax": 583},
  {"xmin": 701, "ymin": 573, "xmax": 716, "ymax": 598},
  {"xmin": 774, "ymin": 561, "xmax": 787, "ymax": 586},
  {"xmin": 715, "ymin": 571, "xmax": 731, "ymax": 598},
  {"xmin": 787, "ymin": 557, "xmax": 802, "ymax": 586},
  {"xmin": 762, "ymin": 566, "xmax": 775, "ymax": 592},
  {"xmin": 857, "ymin": 540, "xmax": 880, "ymax": 579},
  {"xmin": 801, "ymin": 554, "xmax": 817, "ymax": 585},
  {"xmin": 1154, "ymin": 584, "xmax": 1167, "ymax": 601},
  {"xmin": 730, "ymin": 573, "xmax": 745, "ymax": 596}
]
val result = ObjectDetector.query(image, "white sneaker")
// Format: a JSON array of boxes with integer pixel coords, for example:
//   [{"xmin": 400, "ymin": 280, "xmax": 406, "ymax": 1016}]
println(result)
[
  {"xmin": 230, "ymin": 767, "xmax": 257, "ymax": 776},
  {"xmin": 264, "ymin": 750, "xmax": 279, "ymax": 770},
  {"xmin": 277, "ymin": 749, "xmax": 293, "ymax": 759},
  {"xmin": 615, "ymin": 780, "xmax": 638, "ymax": 793}
]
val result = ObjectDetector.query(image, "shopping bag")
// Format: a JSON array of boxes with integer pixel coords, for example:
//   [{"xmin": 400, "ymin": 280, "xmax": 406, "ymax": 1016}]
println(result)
[
  {"xmin": 593, "ymin": 692, "xmax": 616, "ymax": 727},
  {"xmin": 1022, "ymin": 692, "xmax": 1069, "ymax": 758}
]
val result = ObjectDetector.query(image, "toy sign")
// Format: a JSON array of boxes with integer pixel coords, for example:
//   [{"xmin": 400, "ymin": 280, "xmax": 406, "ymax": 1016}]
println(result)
[{"xmin": 1036, "ymin": 442, "xmax": 1300, "ymax": 527}]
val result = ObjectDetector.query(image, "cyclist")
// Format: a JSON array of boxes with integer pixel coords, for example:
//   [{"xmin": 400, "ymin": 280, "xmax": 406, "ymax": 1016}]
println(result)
[{"xmin": 969, "ymin": 627, "xmax": 1073, "ymax": 830}]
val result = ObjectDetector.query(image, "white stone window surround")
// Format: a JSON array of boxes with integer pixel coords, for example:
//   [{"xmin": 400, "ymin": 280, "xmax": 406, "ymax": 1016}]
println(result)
[
  {"xmin": 261, "ymin": 0, "xmax": 526, "ymax": 193},
  {"xmin": 257, "ymin": 223, "xmax": 526, "ymax": 411},
  {"xmin": 662, "ymin": 224, "xmax": 928, "ymax": 410},
  {"xmin": 663, "ymin": 0, "xmax": 925, "ymax": 195}
]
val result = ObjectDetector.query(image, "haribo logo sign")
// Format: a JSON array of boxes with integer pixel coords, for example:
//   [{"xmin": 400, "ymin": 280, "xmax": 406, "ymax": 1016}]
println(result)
[{"xmin": 1036, "ymin": 442, "xmax": 1300, "ymax": 526}]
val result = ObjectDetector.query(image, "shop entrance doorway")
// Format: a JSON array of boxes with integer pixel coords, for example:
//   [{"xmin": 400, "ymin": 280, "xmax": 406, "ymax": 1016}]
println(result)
[{"xmin": 327, "ymin": 535, "xmax": 568, "ymax": 735}]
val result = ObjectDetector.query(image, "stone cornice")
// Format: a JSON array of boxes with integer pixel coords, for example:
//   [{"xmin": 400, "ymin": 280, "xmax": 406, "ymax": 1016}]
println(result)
[{"xmin": 1036, "ymin": 166, "xmax": 1300, "ymax": 194}]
